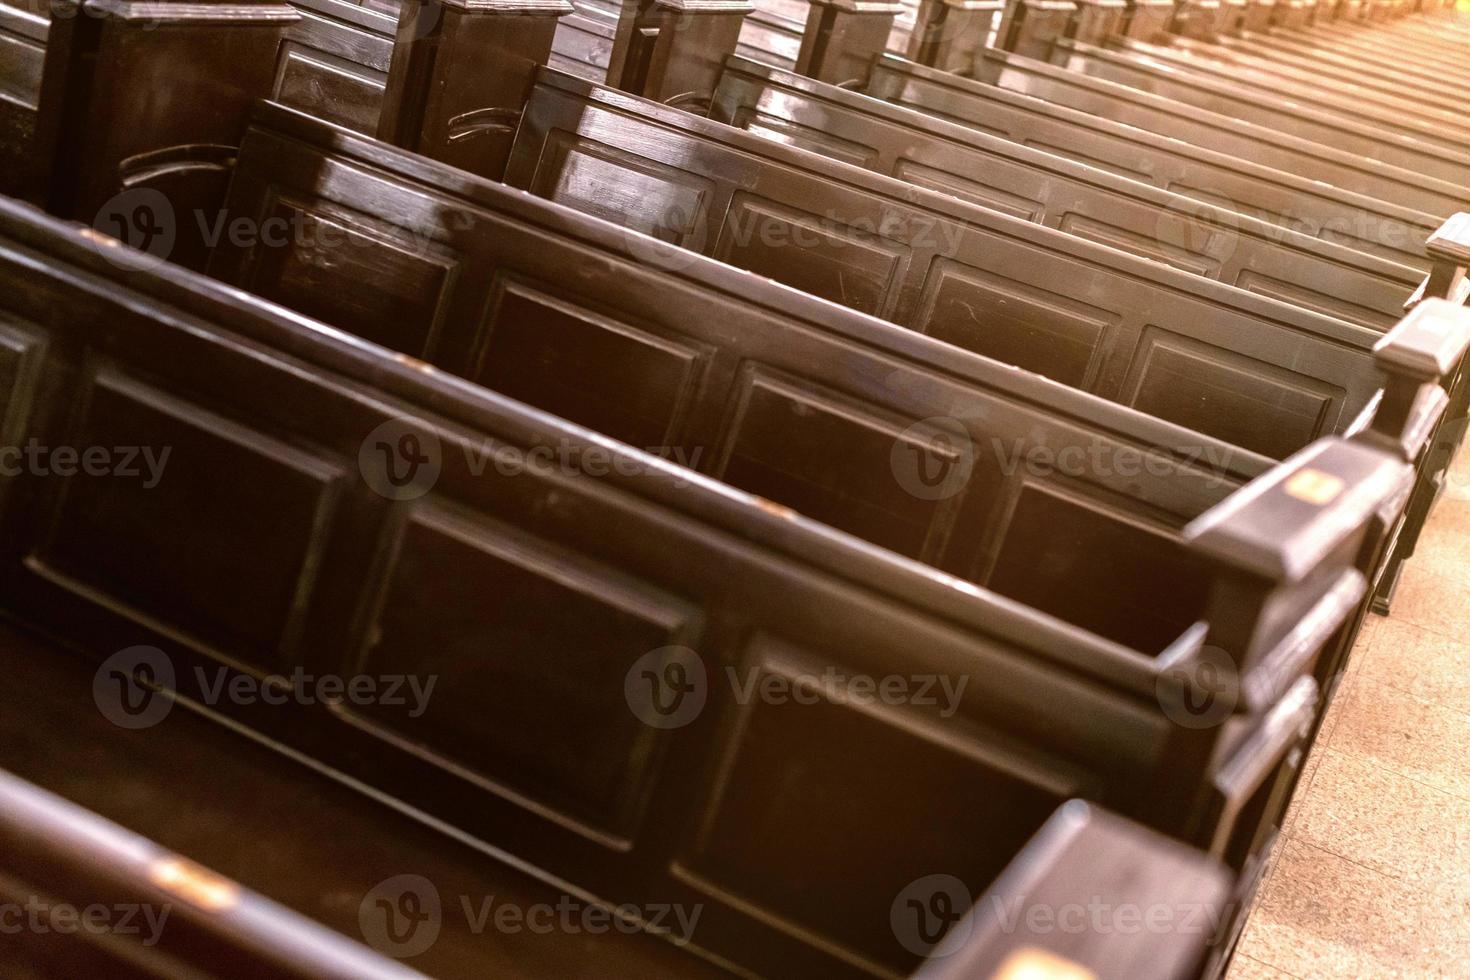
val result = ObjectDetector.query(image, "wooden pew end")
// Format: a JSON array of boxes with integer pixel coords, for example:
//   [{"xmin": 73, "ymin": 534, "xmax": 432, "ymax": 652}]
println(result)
[
  {"xmin": 1184, "ymin": 437, "xmax": 1412, "ymax": 705},
  {"xmin": 1410, "ymin": 212, "xmax": 1470, "ymax": 311},
  {"xmin": 378, "ymin": 0, "xmax": 575, "ymax": 181},
  {"xmin": 608, "ymin": 0, "xmax": 756, "ymax": 110},
  {"xmin": 907, "ymin": 0, "xmax": 1006, "ymax": 74},
  {"xmin": 1368, "ymin": 298, "xmax": 1470, "ymax": 459},
  {"xmin": 796, "ymin": 0, "xmax": 907, "ymax": 87},
  {"xmin": 911, "ymin": 800, "xmax": 1233, "ymax": 980}
]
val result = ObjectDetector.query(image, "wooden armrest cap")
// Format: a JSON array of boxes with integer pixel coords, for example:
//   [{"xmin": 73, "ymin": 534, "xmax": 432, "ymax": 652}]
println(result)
[
  {"xmin": 1184, "ymin": 438, "xmax": 1412, "ymax": 583},
  {"xmin": 913, "ymin": 801, "xmax": 1232, "ymax": 980},
  {"xmin": 1374, "ymin": 298, "xmax": 1470, "ymax": 383},
  {"xmin": 1427, "ymin": 212, "xmax": 1470, "ymax": 264}
]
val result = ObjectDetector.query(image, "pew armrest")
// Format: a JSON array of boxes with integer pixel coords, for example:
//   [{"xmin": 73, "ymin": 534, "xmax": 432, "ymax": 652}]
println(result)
[
  {"xmin": 1412, "ymin": 212, "xmax": 1470, "ymax": 309},
  {"xmin": 1185, "ymin": 438, "xmax": 1412, "ymax": 585},
  {"xmin": 1183, "ymin": 439, "xmax": 1411, "ymax": 691},
  {"xmin": 913, "ymin": 801, "xmax": 1232, "ymax": 980},
  {"xmin": 1370, "ymin": 298, "xmax": 1470, "ymax": 456}
]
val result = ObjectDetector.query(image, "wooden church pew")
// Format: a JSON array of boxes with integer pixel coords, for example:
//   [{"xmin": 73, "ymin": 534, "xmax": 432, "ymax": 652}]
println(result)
[
  {"xmin": 702, "ymin": 53, "xmax": 1470, "ymax": 612},
  {"xmin": 502, "ymin": 70, "xmax": 1429, "ymax": 461},
  {"xmin": 1042, "ymin": 27, "xmax": 1470, "ymax": 179},
  {"xmin": 271, "ymin": 0, "xmax": 395, "ymax": 134},
  {"xmin": 860, "ymin": 53, "xmax": 1439, "ymax": 269},
  {"xmin": 0, "ymin": 619, "xmax": 1232, "ymax": 979},
  {"xmin": 0, "ymin": 762, "xmax": 425, "ymax": 978},
  {"xmin": 0, "ymin": 195, "xmax": 1378, "ymax": 976},
  {"xmin": 0, "ymin": 620, "xmax": 721, "ymax": 979},
  {"xmin": 214, "ymin": 103, "xmax": 1278, "ymax": 661},
  {"xmin": 210, "ymin": 96, "xmax": 1455, "ymax": 718},
  {"xmin": 708, "ymin": 55, "xmax": 1425, "ymax": 332},
  {"xmin": 858, "ymin": 22, "xmax": 1470, "ymax": 217}
]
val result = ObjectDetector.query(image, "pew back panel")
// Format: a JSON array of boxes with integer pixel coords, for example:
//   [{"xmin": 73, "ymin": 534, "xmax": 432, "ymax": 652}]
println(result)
[
  {"xmin": 962, "ymin": 48, "xmax": 1470, "ymax": 218},
  {"xmin": 506, "ymin": 70, "xmax": 1387, "ymax": 461},
  {"xmin": 0, "ymin": 2, "xmax": 45, "ymax": 197},
  {"xmin": 710, "ymin": 56, "xmax": 1421, "ymax": 332},
  {"xmin": 275, "ymin": 0, "xmax": 394, "ymax": 134},
  {"xmin": 862, "ymin": 54, "xmax": 1440, "ymax": 270},
  {"xmin": 213, "ymin": 102, "xmax": 1266, "ymax": 656}
]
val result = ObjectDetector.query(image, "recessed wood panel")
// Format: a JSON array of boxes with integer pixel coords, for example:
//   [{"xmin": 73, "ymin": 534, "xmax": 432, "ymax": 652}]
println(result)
[
  {"xmin": 716, "ymin": 194, "xmax": 907, "ymax": 317},
  {"xmin": 984, "ymin": 480, "xmax": 1209, "ymax": 655},
  {"xmin": 532, "ymin": 131, "xmax": 713, "ymax": 246},
  {"xmin": 34, "ymin": 366, "xmax": 346, "ymax": 672},
  {"xmin": 1236, "ymin": 269, "xmax": 1382, "ymax": 328},
  {"xmin": 713, "ymin": 367, "xmax": 972, "ymax": 562},
  {"xmin": 473, "ymin": 277, "xmax": 712, "ymax": 449},
  {"xmin": 915, "ymin": 259, "xmax": 1115, "ymax": 389},
  {"xmin": 1059, "ymin": 212, "xmax": 1220, "ymax": 278},
  {"xmin": 245, "ymin": 194, "xmax": 459, "ymax": 358},
  {"xmin": 350, "ymin": 503, "xmax": 700, "ymax": 844},
  {"xmin": 679, "ymin": 637, "xmax": 1068, "ymax": 973},
  {"xmin": 729, "ymin": 105, "xmax": 879, "ymax": 168},
  {"xmin": 1124, "ymin": 329, "xmax": 1338, "ymax": 459},
  {"xmin": 273, "ymin": 43, "xmax": 385, "ymax": 133},
  {"xmin": 894, "ymin": 158, "xmax": 1044, "ymax": 223}
]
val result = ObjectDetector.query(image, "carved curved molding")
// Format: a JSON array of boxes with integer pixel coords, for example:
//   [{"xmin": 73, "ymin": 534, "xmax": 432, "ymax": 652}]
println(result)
[
  {"xmin": 446, "ymin": 107, "xmax": 521, "ymax": 144},
  {"xmin": 118, "ymin": 143, "xmax": 238, "ymax": 188}
]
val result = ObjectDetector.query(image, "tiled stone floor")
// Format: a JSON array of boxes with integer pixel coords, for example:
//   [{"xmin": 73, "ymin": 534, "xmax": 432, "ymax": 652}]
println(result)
[{"xmin": 1227, "ymin": 446, "xmax": 1470, "ymax": 978}]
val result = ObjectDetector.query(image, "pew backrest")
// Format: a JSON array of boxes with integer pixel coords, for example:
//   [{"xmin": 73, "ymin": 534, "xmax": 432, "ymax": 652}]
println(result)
[
  {"xmin": 710, "ymin": 56, "xmax": 1423, "ymax": 332},
  {"xmin": 862, "ymin": 54, "xmax": 1440, "ymax": 270},
  {"xmin": 0, "ymin": 1, "xmax": 46, "ymax": 197},
  {"xmin": 213, "ymin": 101, "xmax": 1267, "ymax": 655},
  {"xmin": 274, "ymin": 0, "xmax": 394, "ymax": 134},
  {"xmin": 505, "ymin": 70, "xmax": 1389, "ymax": 461},
  {"xmin": 961, "ymin": 47, "xmax": 1470, "ymax": 217}
]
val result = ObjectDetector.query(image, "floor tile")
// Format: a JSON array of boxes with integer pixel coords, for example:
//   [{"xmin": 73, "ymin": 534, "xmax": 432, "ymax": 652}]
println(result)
[{"xmin": 1292, "ymin": 750, "xmax": 1470, "ymax": 890}]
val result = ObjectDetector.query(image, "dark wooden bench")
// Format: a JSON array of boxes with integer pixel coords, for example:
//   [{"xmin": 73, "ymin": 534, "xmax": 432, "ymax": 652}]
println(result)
[
  {"xmin": 704, "ymin": 53, "xmax": 1470, "ymax": 615},
  {"xmin": 214, "ymin": 102, "xmax": 1279, "ymax": 661},
  {"xmin": 0, "ymin": 1, "xmax": 45, "ymax": 199},
  {"xmin": 211, "ymin": 98, "xmax": 1457, "ymax": 732},
  {"xmin": 950, "ymin": 42, "xmax": 1470, "ymax": 214},
  {"xmin": 0, "ymin": 764, "xmax": 425, "ymax": 977},
  {"xmin": 272, "ymin": 0, "xmax": 395, "ymax": 134},
  {"xmin": 709, "ymin": 55, "xmax": 1425, "ymax": 332},
  {"xmin": 851, "ymin": 56, "xmax": 1440, "ymax": 271},
  {"xmin": 0, "ymin": 619, "xmax": 721, "ymax": 979},
  {"xmin": 2, "ymin": 195, "xmax": 1367, "ymax": 976},
  {"xmin": 504, "ymin": 69, "xmax": 1410, "ymax": 461},
  {"xmin": 1043, "ymin": 35, "xmax": 1470, "ymax": 181},
  {"xmin": 0, "ymin": 620, "xmax": 1231, "ymax": 979}
]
